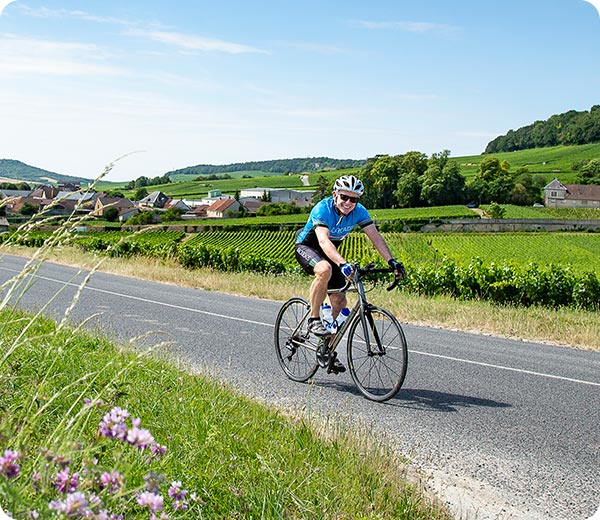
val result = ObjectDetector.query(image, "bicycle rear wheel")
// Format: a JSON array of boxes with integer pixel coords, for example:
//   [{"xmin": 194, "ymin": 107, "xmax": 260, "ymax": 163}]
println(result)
[
  {"xmin": 274, "ymin": 297, "xmax": 319, "ymax": 382},
  {"xmin": 346, "ymin": 306, "xmax": 408, "ymax": 402}
]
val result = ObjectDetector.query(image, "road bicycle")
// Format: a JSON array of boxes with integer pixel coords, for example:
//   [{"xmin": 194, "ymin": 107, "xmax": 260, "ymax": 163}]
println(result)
[{"xmin": 274, "ymin": 263, "xmax": 408, "ymax": 402}]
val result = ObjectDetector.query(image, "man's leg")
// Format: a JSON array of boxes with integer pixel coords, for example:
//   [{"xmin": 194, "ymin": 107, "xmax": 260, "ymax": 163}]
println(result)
[
  {"xmin": 310, "ymin": 260, "xmax": 332, "ymax": 319},
  {"xmin": 329, "ymin": 292, "xmax": 348, "ymax": 320}
]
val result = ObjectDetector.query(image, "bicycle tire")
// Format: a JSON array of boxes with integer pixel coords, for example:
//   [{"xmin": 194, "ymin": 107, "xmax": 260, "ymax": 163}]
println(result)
[
  {"xmin": 346, "ymin": 306, "xmax": 408, "ymax": 402},
  {"xmin": 274, "ymin": 297, "xmax": 319, "ymax": 382}
]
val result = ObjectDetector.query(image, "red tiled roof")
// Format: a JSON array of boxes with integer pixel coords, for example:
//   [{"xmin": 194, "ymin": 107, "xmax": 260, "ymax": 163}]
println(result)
[{"xmin": 209, "ymin": 198, "xmax": 236, "ymax": 213}]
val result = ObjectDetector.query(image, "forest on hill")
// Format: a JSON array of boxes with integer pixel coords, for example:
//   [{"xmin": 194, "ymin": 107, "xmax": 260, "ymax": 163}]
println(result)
[
  {"xmin": 485, "ymin": 105, "xmax": 600, "ymax": 153},
  {"xmin": 167, "ymin": 157, "xmax": 366, "ymax": 176},
  {"xmin": 0, "ymin": 159, "xmax": 89, "ymax": 184}
]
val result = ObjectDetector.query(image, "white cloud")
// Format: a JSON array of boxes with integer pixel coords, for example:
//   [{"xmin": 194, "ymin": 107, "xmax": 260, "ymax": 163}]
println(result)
[
  {"xmin": 15, "ymin": 5, "xmax": 136, "ymax": 26},
  {"xmin": 350, "ymin": 19, "xmax": 459, "ymax": 36},
  {"xmin": 0, "ymin": 35, "xmax": 126, "ymax": 77},
  {"xmin": 126, "ymin": 29, "xmax": 269, "ymax": 54}
]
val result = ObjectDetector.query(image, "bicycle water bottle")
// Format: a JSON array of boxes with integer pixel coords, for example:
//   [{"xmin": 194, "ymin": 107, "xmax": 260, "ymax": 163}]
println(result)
[
  {"xmin": 320, "ymin": 303, "xmax": 334, "ymax": 333},
  {"xmin": 334, "ymin": 307, "xmax": 351, "ymax": 333}
]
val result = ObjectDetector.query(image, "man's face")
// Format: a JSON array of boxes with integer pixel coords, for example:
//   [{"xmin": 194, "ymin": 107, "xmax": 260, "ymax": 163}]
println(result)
[{"xmin": 333, "ymin": 190, "xmax": 360, "ymax": 215}]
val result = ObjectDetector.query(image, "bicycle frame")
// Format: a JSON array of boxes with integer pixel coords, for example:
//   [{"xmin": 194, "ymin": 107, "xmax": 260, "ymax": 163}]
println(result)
[{"xmin": 275, "ymin": 263, "xmax": 408, "ymax": 401}]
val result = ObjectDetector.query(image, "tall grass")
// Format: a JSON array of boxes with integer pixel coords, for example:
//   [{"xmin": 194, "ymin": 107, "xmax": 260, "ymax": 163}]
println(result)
[
  {"xmin": 0, "ymin": 307, "xmax": 450, "ymax": 519},
  {"xmin": 0, "ymin": 161, "xmax": 450, "ymax": 519}
]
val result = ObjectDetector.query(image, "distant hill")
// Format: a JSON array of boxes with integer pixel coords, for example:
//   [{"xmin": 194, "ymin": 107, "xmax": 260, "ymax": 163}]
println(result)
[
  {"xmin": 0, "ymin": 159, "xmax": 91, "ymax": 185},
  {"xmin": 485, "ymin": 105, "xmax": 600, "ymax": 153},
  {"xmin": 167, "ymin": 157, "xmax": 367, "ymax": 177}
]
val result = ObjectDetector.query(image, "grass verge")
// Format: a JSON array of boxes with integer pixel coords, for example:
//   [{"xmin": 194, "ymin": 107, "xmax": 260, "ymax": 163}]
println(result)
[{"xmin": 0, "ymin": 307, "xmax": 450, "ymax": 519}]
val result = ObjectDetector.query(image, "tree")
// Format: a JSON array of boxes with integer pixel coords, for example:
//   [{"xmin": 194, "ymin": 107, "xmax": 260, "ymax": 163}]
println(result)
[
  {"xmin": 487, "ymin": 202, "xmax": 506, "ymax": 219},
  {"xmin": 105, "ymin": 190, "xmax": 124, "ymax": 198},
  {"xmin": 161, "ymin": 207, "xmax": 185, "ymax": 222},
  {"xmin": 420, "ymin": 157, "xmax": 466, "ymax": 206},
  {"xmin": 369, "ymin": 155, "xmax": 401, "ymax": 208},
  {"xmin": 19, "ymin": 203, "xmax": 38, "ymax": 216},
  {"xmin": 134, "ymin": 187, "xmax": 149, "ymax": 201},
  {"xmin": 577, "ymin": 159, "xmax": 600, "ymax": 185},
  {"xmin": 468, "ymin": 157, "xmax": 514, "ymax": 204},
  {"xmin": 394, "ymin": 171, "xmax": 421, "ymax": 207},
  {"xmin": 393, "ymin": 151, "xmax": 428, "ymax": 207},
  {"xmin": 509, "ymin": 172, "xmax": 545, "ymax": 205},
  {"xmin": 127, "ymin": 211, "xmax": 157, "ymax": 225},
  {"xmin": 312, "ymin": 175, "xmax": 331, "ymax": 204},
  {"xmin": 103, "ymin": 207, "xmax": 119, "ymax": 222}
]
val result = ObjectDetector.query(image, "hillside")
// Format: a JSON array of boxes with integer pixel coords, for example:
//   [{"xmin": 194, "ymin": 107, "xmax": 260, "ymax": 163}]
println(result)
[
  {"xmin": 485, "ymin": 105, "xmax": 600, "ymax": 153},
  {"xmin": 455, "ymin": 143, "xmax": 600, "ymax": 182},
  {"xmin": 5, "ymin": 143, "xmax": 600, "ymax": 192},
  {"xmin": 166, "ymin": 157, "xmax": 367, "ymax": 177},
  {"xmin": 0, "ymin": 159, "xmax": 91, "ymax": 185}
]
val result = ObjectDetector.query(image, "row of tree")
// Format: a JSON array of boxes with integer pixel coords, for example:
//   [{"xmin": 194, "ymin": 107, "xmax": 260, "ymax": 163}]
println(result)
[
  {"xmin": 123, "ymin": 174, "xmax": 171, "ymax": 190},
  {"xmin": 313, "ymin": 151, "xmax": 549, "ymax": 209},
  {"xmin": 485, "ymin": 105, "xmax": 600, "ymax": 153},
  {"xmin": 168, "ymin": 157, "xmax": 366, "ymax": 177}
]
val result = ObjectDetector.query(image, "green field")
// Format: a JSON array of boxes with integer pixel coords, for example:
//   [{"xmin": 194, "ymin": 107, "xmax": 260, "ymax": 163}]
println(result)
[
  {"xmin": 455, "ymin": 143, "xmax": 600, "ymax": 182},
  {"xmin": 481, "ymin": 204, "xmax": 600, "ymax": 220},
  {"xmin": 116, "ymin": 229, "xmax": 599, "ymax": 275},
  {"xmin": 95, "ymin": 143, "xmax": 600, "ymax": 198}
]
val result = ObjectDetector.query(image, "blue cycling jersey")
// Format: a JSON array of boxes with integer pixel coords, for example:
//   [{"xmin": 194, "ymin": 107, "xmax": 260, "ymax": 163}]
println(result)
[{"xmin": 296, "ymin": 196, "xmax": 373, "ymax": 248}]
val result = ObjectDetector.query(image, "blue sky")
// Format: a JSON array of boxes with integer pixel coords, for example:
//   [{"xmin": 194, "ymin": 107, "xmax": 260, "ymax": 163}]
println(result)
[{"xmin": 1, "ymin": 0, "xmax": 599, "ymax": 182}]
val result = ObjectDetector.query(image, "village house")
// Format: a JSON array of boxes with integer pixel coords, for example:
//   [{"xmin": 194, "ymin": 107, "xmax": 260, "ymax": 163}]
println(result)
[
  {"xmin": 182, "ymin": 204, "xmax": 209, "ymax": 219},
  {"xmin": 93, "ymin": 196, "xmax": 134, "ymax": 215},
  {"xmin": 239, "ymin": 188, "xmax": 315, "ymax": 208},
  {"xmin": 206, "ymin": 198, "xmax": 243, "ymax": 218},
  {"xmin": 163, "ymin": 198, "xmax": 191, "ymax": 212},
  {"xmin": 137, "ymin": 191, "xmax": 169, "ymax": 208},
  {"xmin": 543, "ymin": 179, "xmax": 600, "ymax": 208}
]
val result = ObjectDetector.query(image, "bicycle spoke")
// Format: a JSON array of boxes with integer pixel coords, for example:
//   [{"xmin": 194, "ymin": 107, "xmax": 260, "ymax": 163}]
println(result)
[
  {"xmin": 274, "ymin": 298, "xmax": 319, "ymax": 382},
  {"xmin": 347, "ymin": 307, "xmax": 407, "ymax": 402}
]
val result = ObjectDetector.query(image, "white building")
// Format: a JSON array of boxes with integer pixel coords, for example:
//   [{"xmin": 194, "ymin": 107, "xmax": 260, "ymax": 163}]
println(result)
[{"xmin": 239, "ymin": 188, "xmax": 314, "ymax": 207}]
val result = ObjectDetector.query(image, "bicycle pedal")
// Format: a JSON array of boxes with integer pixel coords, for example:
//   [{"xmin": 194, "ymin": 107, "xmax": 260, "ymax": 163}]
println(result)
[{"xmin": 327, "ymin": 362, "xmax": 346, "ymax": 374}]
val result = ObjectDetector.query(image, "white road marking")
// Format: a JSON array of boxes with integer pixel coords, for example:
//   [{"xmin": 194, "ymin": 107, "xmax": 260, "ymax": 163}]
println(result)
[{"xmin": 2, "ymin": 265, "xmax": 599, "ymax": 388}]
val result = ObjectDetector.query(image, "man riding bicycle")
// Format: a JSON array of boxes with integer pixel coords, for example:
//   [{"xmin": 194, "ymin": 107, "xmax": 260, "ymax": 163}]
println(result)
[{"xmin": 295, "ymin": 174, "xmax": 406, "ymax": 339}]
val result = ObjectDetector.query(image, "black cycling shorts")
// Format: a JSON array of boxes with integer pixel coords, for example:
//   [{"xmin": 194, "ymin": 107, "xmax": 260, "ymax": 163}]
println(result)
[{"xmin": 295, "ymin": 243, "xmax": 346, "ymax": 290}]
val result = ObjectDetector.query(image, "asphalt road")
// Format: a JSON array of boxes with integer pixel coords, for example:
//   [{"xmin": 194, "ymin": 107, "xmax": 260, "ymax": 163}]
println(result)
[{"xmin": 1, "ymin": 254, "xmax": 598, "ymax": 520}]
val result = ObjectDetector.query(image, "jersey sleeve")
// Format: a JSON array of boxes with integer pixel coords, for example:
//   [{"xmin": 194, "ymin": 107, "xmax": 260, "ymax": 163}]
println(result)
[{"xmin": 354, "ymin": 204, "xmax": 373, "ymax": 228}]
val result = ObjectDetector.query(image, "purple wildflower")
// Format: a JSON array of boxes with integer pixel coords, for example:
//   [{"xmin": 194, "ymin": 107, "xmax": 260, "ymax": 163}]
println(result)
[
  {"xmin": 137, "ymin": 491, "xmax": 164, "ymax": 513},
  {"xmin": 168, "ymin": 481, "xmax": 188, "ymax": 511},
  {"xmin": 98, "ymin": 407, "xmax": 130, "ymax": 440},
  {"xmin": 143, "ymin": 472, "xmax": 165, "ymax": 494},
  {"xmin": 64, "ymin": 492, "xmax": 90, "ymax": 517},
  {"xmin": 54, "ymin": 467, "xmax": 79, "ymax": 493},
  {"xmin": 0, "ymin": 449, "xmax": 21, "ymax": 479},
  {"xmin": 83, "ymin": 397, "xmax": 104, "ymax": 407},
  {"xmin": 48, "ymin": 499, "xmax": 65, "ymax": 514},
  {"xmin": 100, "ymin": 471, "xmax": 123, "ymax": 493},
  {"xmin": 126, "ymin": 425, "xmax": 154, "ymax": 449}
]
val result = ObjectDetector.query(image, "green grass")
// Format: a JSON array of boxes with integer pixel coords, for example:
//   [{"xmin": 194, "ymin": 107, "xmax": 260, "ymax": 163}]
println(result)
[
  {"xmin": 455, "ymin": 143, "xmax": 600, "ymax": 182},
  {"xmin": 384, "ymin": 232, "xmax": 600, "ymax": 275},
  {"xmin": 481, "ymin": 204, "xmax": 600, "ymax": 220},
  {"xmin": 0, "ymin": 305, "xmax": 448, "ymax": 519}
]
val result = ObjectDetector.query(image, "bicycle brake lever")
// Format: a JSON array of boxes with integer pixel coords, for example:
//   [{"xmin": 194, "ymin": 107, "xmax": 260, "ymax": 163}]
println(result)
[{"xmin": 386, "ymin": 278, "xmax": 399, "ymax": 291}]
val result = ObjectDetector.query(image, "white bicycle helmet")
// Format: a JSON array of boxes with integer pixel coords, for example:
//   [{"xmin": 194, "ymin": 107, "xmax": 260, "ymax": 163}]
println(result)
[{"xmin": 333, "ymin": 175, "xmax": 364, "ymax": 196}]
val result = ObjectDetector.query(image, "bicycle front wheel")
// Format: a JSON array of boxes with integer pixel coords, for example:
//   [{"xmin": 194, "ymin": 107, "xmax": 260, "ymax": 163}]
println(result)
[
  {"xmin": 346, "ymin": 306, "xmax": 408, "ymax": 402},
  {"xmin": 274, "ymin": 297, "xmax": 319, "ymax": 382}
]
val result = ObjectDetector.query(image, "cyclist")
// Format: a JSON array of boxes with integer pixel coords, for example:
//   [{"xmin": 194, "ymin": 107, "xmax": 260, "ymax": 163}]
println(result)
[{"xmin": 295, "ymin": 174, "xmax": 406, "ymax": 339}]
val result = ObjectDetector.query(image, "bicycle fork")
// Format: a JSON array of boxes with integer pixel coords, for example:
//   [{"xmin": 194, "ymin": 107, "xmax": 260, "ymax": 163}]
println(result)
[{"xmin": 360, "ymin": 304, "xmax": 386, "ymax": 356}]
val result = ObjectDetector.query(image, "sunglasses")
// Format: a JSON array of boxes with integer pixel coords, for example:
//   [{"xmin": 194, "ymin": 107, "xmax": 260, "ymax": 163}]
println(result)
[{"xmin": 338, "ymin": 193, "xmax": 360, "ymax": 203}]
